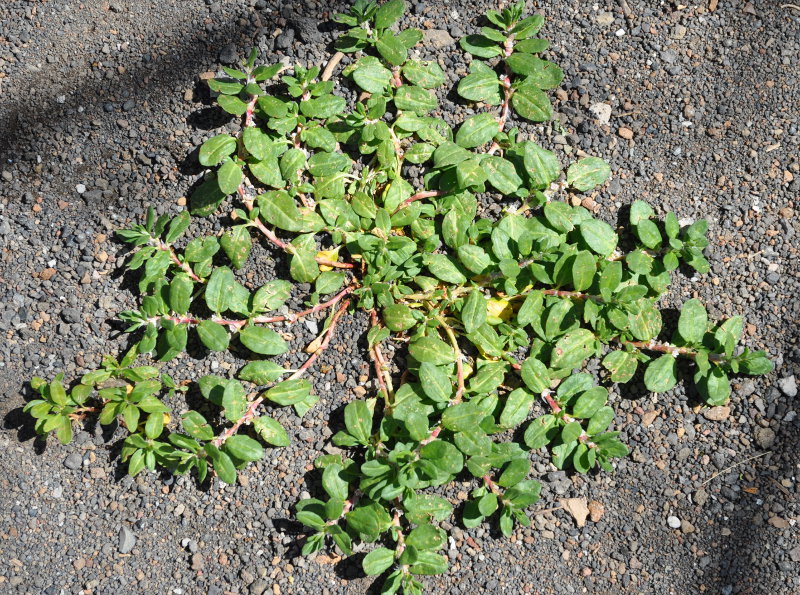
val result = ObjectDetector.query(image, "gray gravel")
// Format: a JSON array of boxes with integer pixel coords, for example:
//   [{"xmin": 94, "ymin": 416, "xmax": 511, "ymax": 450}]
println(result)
[{"xmin": 1, "ymin": 1, "xmax": 799, "ymax": 594}]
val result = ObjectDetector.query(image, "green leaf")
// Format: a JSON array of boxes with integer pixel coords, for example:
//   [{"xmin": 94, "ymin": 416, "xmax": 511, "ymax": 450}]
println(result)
[
  {"xmin": 205, "ymin": 444, "xmax": 237, "ymax": 484},
  {"xmin": 363, "ymin": 547, "xmax": 395, "ymax": 576},
  {"xmin": 586, "ymin": 406, "xmax": 615, "ymax": 435},
  {"xmin": 601, "ymin": 350, "xmax": 637, "ymax": 383},
  {"xmin": 224, "ymin": 434, "xmax": 264, "ymax": 462},
  {"xmin": 524, "ymin": 414, "xmax": 557, "ymax": 450},
  {"xmin": 394, "ymin": 86, "xmax": 437, "ymax": 115},
  {"xmin": 460, "ymin": 34, "xmax": 503, "ymax": 58},
  {"xmin": 352, "ymin": 60, "xmax": 393, "ymax": 93},
  {"xmin": 300, "ymin": 95, "xmax": 347, "ymax": 119},
  {"xmin": 252, "ymin": 280, "xmax": 292, "ymax": 313},
  {"xmin": 636, "ymin": 219, "xmax": 662, "ymax": 250},
  {"xmin": 182, "ymin": 411, "xmax": 214, "ymax": 441},
  {"xmin": 240, "ymin": 361, "xmax": 287, "ymax": 385},
  {"xmin": 696, "ymin": 367, "xmax": 731, "ymax": 406},
  {"xmin": 579, "ymin": 219, "xmax": 618, "ymax": 257},
  {"xmin": 374, "ymin": 0, "xmax": 405, "ymax": 29},
  {"xmin": 410, "ymin": 552, "xmax": 448, "ymax": 575},
  {"xmin": 455, "ymin": 159, "xmax": 487, "ymax": 189},
  {"xmin": 205, "ymin": 267, "xmax": 235, "ymax": 313},
  {"xmin": 165, "ymin": 211, "xmax": 191, "ymax": 243},
  {"xmin": 498, "ymin": 458, "xmax": 530, "ymax": 487},
  {"xmin": 571, "ymin": 250, "xmax": 596, "ymax": 291},
  {"xmin": 461, "ymin": 290, "xmax": 487, "ymax": 335},
  {"xmin": 346, "ymin": 502, "xmax": 392, "ymax": 541},
  {"xmin": 402, "ymin": 60, "xmax": 446, "ymax": 89},
  {"xmin": 500, "ymin": 388, "xmax": 534, "ymax": 428},
  {"xmin": 376, "ymin": 32, "xmax": 407, "ymax": 66},
  {"xmin": 207, "ymin": 78, "xmax": 244, "ymax": 95},
  {"xmin": 404, "ymin": 494, "xmax": 453, "ymax": 524},
  {"xmin": 222, "ymin": 380, "xmax": 247, "ymax": 422},
  {"xmin": 197, "ymin": 320, "xmax": 230, "ymax": 351},
  {"xmin": 516, "ymin": 58, "xmax": 564, "ymax": 89},
  {"xmin": 441, "ymin": 402, "xmax": 482, "ymax": 432},
  {"xmin": 426, "ymin": 254, "xmax": 466, "ymax": 284},
  {"xmin": 409, "ymin": 336, "xmax": 455, "ymax": 365},
  {"xmin": 511, "ymin": 85, "xmax": 552, "ymax": 122},
  {"xmin": 678, "ymin": 299, "xmax": 707, "ymax": 344},
  {"xmin": 520, "ymin": 357, "xmax": 549, "ymax": 393},
  {"xmin": 259, "ymin": 192, "xmax": 304, "ymax": 231},
  {"xmin": 561, "ymin": 421, "xmax": 582, "ymax": 444},
  {"xmin": 523, "ymin": 142, "xmax": 560, "ymax": 189},
  {"xmin": 629, "ymin": 200, "xmax": 654, "ymax": 225},
  {"xmin": 242, "ymin": 127, "xmax": 272, "ymax": 161},
  {"xmin": 217, "ymin": 160, "xmax": 243, "ymax": 195},
  {"xmin": 455, "ymin": 113, "xmax": 498, "ymax": 149},
  {"xmin": 220, "ymin": 225, "xmax": 252, "ymax": 270},
  {"xmin": 383, "ymin": 304, "xmax": 417, "ymax": 332},
  {"xmin": 418, "ymin": 363, "xmax": 452, "ymax": 402},
  {"xmin": 483, "ymin": 156, "xmax": 523, "ymax": 194},
  {"xmin": 217, "ymin": 95, "xmax": 248, "ymax": 116},
  {"xmin": 252, "ymin": 416, "xmax": 290, "ymax": 447},
  {"xmin": 190, "ymin": 175, "xmax": 227, "ymax": 216},
  {"xmin": 644, "ymin": 354, "xmax": 678, "ymax": 393},
  {"xmin": 238, "ymin": 326, "xmax": 289, "ymax": 356},
  {"xmin": 550, "ymin": 329, "xmax": 597, "ymax": 370},
  {"xmin": 322, "ymin": 463, "xmax": 349, "ymax": 500},
  {"xmin": 264, "ymin": 379, "xmax": 312, "ymax": 406},
  {"xmin": 457, "ymin": 63, "xmax": 501, "ymax": 104},
  {"xmin": 572, "ymin": 387, "xmax": 608, "ymax": 418},
  {"xmin": 406, "ymin": 524, "xmax": 445, "ymax": 552},
  {"xmin": 169, "ymin": 274, "xmax": 194, "ymax": 315},
  {"xmin": 567, "ymin": 157, "xmax": 611, "ymax": 192},
  {"xmin": 344, "ymin": 400, "xmax": 373, "ymax": 444},
  {"xmin": 308, "ymin": 151, "xmax": 351, "ymax": 177}
]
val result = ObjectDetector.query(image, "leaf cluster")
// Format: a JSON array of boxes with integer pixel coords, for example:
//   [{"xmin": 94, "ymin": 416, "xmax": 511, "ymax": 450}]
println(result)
[{"xmin": 22, "ymin": 2, "xmax": 773, "ymax": 594}]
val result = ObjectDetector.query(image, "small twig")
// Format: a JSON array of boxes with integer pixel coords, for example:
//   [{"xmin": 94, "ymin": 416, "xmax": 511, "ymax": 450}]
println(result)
[
  {"xmin": 700, "ymin": 451, "xmax": 770, "ymax": 486},
  {"xmin": 781, "ymin": 4, "xmax": 800, "ymax": 11},
  {"xmin": 287, "ymin": 299, "xmax": 350, "ymax": 381},
  {"xmin": 369, "ymin": 310, "xmax": 393, "ymax": 404},
  {"xmin": 321, "ymin": 51, "xmax": 345, "ymax": 82}
]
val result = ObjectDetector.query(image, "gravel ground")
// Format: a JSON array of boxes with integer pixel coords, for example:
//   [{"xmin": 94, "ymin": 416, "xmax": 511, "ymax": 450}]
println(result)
[{"xmin": 1, "ymin": 1, "xmax": 799, "ymax": 593}]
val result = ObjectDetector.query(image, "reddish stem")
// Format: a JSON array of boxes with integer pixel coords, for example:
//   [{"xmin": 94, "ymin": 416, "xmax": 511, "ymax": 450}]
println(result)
[
  {"xmin": 238, "ymin": 186, "xmax": 353, "ymax": 269},
  {"xmin": 483, "ymin": 474, "xmax": 503, "ymax": 496},
  {"xmin": 622, "ymin": 339, "xmax": 723, "ymax": 362},
  {"xmin": 392, "ymin": 190, "xmax": 446, "ymax": 214},
  {"xmin": 157, "ymin": 285, "xmax": 354, "ymax": 329},
  {"xmin": 212, "ymin": 300, "xmax": 349, "ymax": 447},
  {"xmin": 244, "ymin": 93, "xmax": 258, "ymax": 128},
  {"xmin": 154, "ymin": 240, "xmax": 202, "ymax": 282},
  {"xmin": 542, "ymin": 389, "xmax": 561, "ymax": 414}
]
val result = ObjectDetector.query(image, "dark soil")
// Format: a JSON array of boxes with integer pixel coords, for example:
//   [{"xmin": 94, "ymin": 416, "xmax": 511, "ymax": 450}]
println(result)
[{"xmin": 1, "ymin": 1, "xmax": 798, "ymax": 594}]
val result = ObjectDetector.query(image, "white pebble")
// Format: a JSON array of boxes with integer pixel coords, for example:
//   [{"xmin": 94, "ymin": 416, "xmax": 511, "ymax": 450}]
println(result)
[{"xmin": 667, "ymin": 516, "xmax": 681, "ymax": 529}]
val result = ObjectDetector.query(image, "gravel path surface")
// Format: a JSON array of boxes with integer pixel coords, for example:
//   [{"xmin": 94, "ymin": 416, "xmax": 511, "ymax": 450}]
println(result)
[{"xmin": 1, "ymin": 1, "xmax": 798, "ymax": 593}]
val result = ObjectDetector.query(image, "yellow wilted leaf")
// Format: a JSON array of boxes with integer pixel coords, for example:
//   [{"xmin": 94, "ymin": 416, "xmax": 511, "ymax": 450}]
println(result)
[
  {"xmin": 162, "ymin": 413, "xmax": 171, "ymax": 425},
  {"xmin": 316, "ymin": 247, "xmax": 340, "ymax": 272},
  {"xmin": 486, "ymin": 298, "xmax": 513, "ymax": 324}
]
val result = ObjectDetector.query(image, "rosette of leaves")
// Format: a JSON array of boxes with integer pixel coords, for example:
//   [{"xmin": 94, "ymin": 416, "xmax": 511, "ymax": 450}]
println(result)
[{"xmin": 24, "ymin": 1, "xmax": 774, "ymax": 594}]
